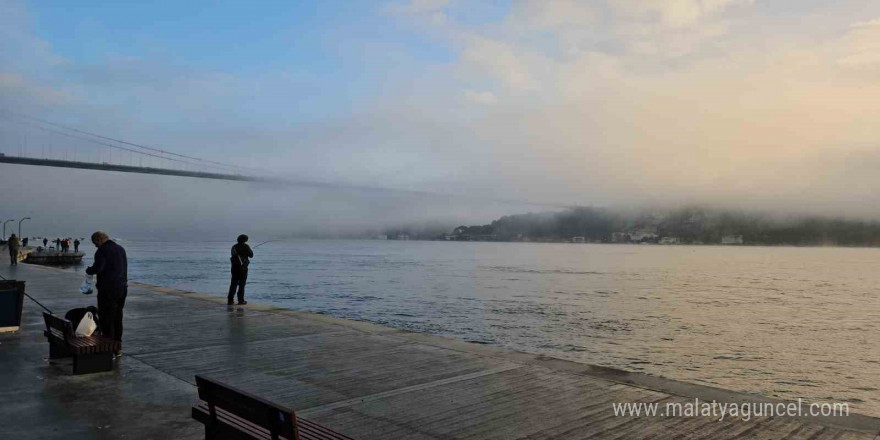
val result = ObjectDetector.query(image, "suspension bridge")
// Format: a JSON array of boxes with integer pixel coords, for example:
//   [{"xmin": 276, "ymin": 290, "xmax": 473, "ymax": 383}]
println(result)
[
  {"xmin": 0, "ymin": 110, "xmax": 567, "ymax": 208},
  {"xmin": 0, "ymin": 111, "xmax": 266, "ymax": 182},
  {"xmin": 0, "ymin": 111, "xmax": 415, "ymax": 193}
]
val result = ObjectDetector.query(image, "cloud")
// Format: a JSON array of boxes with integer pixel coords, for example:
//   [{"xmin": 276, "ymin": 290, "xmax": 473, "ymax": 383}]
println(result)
[
  {"xmin": 836, "ymin": 17, "xmax": 880, "ymax": 68},
  {"xmin": 460, "ymin": 36, "xmax": 541, "ymax": 91},
  {"xmin": 378, "ymin": 0, "xmax": 880, "ymax": 215},
  {"xmin": 395, "ymin": 0, "xmax": 451, "ymax": 13},
  {"xmin": 464, "ymin": 90, "xmax": 497, "ymax": 105},
  {"xmin": 0, "ymin": 72, "xmax": 73, "ymax": 107},
  {"xmin": 0, "ymin": 1, "xmax": 67, "ymax": 71},
  {"xmin": 511, "ymin": 0, "xmax": 600, "ymax": 30},
  {"xmin": 386, "ymin": 0, "xmax": 452, "ymax": 27},
  {"xmin": 614, "ymin": 0, "xmax": 755, "ymax": 28},
  {"xmin": 7, "ymin": 0, "xmax": 880, "ymax": 233}
]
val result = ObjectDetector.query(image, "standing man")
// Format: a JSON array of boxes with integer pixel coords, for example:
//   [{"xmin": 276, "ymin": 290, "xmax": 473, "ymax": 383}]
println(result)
[
  {"xmin": 43, "ymin": 238, "xmax": 48, "ymax": 248},
  {"xmin": 85, "ymin": 231, "xmax": 127, "ymax": 357},
  {"xmin": 8, "ymin": 234, "xmax": 20, "ymax": 265},
  {"xmin": 74, "ymin": 238, "xmax": 80, "ymax": 253},
  {"xmin": 228, "ymin": 234, "xmax": 254, "ymax": 305}
]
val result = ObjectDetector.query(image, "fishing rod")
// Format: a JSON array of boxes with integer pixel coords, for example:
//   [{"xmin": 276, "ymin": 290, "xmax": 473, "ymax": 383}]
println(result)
[
  {"xmin": 0, "ymin": 272, "xmax": 54, "ymax": 314},
  {"xmin": 252, "ymin": 240, "xmax": 275, "ymax": 249},
  {"xmin": 23, "ymin": 292, "xmax": 53, "ymax": 314}
]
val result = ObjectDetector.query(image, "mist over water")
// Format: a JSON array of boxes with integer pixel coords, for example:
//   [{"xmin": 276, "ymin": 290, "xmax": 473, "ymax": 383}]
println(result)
[{"xmin": 78, "ymin": 240, "xmax": 880, "ymax": 417}]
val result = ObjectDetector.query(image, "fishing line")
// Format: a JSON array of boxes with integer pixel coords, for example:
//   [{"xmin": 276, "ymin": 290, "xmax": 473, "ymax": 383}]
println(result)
[
  {"xmin": 23, "ymin": 292, "xmax": 54, "ymax": 314},
  {"xmin": 252, "ymin": 240, "xmax": 275, "ymax": 249},
  {"xmin": 0, "ymin": 273, "xmax": 54, "ymax": 314}
]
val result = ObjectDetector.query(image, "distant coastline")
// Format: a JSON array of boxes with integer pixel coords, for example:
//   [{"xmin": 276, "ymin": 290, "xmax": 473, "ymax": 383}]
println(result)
[{"xmin": 371, "ymin": 206, "xmax": 880, "ymax": 247}]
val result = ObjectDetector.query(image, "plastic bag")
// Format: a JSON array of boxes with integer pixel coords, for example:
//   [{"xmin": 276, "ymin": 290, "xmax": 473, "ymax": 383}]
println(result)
[
  {"xmin": 75, "ymin": 311, "xmax": 97, "ymax": 337},
  {"xmin": 79, "ymin": 275, "xmax": 93, "ymax": 295}
]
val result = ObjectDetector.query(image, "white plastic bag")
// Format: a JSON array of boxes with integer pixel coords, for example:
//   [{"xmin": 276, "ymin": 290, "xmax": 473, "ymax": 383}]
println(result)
[
  {"xmin": 79, "ymin": 275, "xmax": 93, "ymax": 295},
  {"xmin": 75, "ymin": 311, "xmax": 97, "ymax": 337}
]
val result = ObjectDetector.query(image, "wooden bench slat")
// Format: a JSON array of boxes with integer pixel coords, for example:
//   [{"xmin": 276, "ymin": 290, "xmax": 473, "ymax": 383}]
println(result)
[
  {"xmin": 194, "ymin": 404, "xmax": 354, "ymax": 440},
  {"xmin": 192, "ymin": 378, "xmax": 356, "ymax": 440},
  {"xmin": 194, "ymin": 404, "xmax": 279, "ymax": 440},
  {"xmin": 298, "ymin": 419, "xmax": 355, "ymax": 440},
  {"xmin": 42, "ymin": 312, "xmax": 118, "ymax": 374},
  {"xmin": 196, "ymin": 375, "xmax": 299, "ymax": 440}
]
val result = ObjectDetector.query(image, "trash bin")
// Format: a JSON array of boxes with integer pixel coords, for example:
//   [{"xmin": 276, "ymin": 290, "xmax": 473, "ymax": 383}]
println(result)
[{"xmin": 0, "ymin": 280, "xmax": 26, "ymax": 332}]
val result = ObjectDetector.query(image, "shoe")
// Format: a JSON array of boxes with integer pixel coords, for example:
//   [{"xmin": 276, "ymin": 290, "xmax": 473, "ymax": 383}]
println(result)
[
  {"xmin": 238, "ymin": 301, "xmax": 247, "ymax": 305},
  {"xmin": 227, "ymin": 301, "xmax": 234, "ymax": 305}
]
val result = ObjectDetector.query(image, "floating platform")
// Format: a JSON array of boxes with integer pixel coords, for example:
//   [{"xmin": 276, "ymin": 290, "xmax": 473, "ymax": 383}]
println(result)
[{"xmin": 22, "ymin": 248, "xmax": 85, "ymax": 265}]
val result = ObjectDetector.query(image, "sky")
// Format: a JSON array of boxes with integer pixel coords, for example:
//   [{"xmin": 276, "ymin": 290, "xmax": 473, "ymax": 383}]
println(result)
[{"xmin": 2, "ymin": 0, "xmax": 880, "ymax": 239}]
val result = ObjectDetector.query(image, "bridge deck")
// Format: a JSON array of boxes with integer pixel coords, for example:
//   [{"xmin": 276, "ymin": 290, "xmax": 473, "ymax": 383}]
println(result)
[
  {"xmin": 0, "ymin": 154, "xmax": 255, "ymax": 182},
  {"xmin": 1, "ymin": 263, "xmax": 877, "ymax": 439}
]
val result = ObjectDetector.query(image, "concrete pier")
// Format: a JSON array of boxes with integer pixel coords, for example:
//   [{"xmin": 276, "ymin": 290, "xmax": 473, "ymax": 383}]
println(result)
[{"xmin": 1, "ymin": 262, "xmax": 878, "ymax": 439}]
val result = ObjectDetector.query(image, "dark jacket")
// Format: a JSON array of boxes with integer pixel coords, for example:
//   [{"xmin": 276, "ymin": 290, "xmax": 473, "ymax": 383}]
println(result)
[
  {"xmin": 86, "ymin": 240, "xmax": 128, "ymax": 292},
  {"xmin": 231, "ymin": 243, "xmax": 253, "ymax": 272}
]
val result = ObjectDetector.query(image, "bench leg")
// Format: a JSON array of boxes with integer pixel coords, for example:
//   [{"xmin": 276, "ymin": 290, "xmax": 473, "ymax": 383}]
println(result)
[
  {"xmin": 49, "ymin": 341, "xmax": 72, "ymax": 359},
  {"xmin": 72, "ymin": 352, "xmax": 113, "ymax": 375}
]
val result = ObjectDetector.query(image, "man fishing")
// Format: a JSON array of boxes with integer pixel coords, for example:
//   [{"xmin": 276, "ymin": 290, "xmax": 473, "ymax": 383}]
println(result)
[
  {"xmin": 85, "ymin": 231, "xmax": 127, "ymax": 358},
  {"xmin": 228, "ymin": 234, "xmax": 254, "ymax": 305}
]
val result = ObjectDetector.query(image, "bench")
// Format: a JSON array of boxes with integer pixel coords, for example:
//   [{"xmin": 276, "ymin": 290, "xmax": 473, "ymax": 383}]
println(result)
[
  {"xmin": 42, "ymin": 312, "xmax": 120, "ymax": 375},
  {"xmin": 192, "ymin": 375, "xmax": 356, "ymax": 440}
]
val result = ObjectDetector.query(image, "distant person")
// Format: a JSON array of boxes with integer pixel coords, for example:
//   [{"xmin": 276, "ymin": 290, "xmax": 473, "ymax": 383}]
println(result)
[
  {"xmin": 43, "ymin": 238, "xmax": 48, "ymax": 247},
  {"xmin": 74, "ymin": 239, "xmax": 80, "ymax": 253},
  {"xmin": 85, "ymin": 231, "xmax": 127, "ymax": 357},
  {"xmin": 228, "ymin": 234, "xmax": 254, "ymax": 305},
  {"xmin": 22, "ymin": 237, "xmax": 28, "ymax": 247},
  {"xmin": 8, "ymin": 234, "xmax": 20, "ymax": 265},
  {"xmin": 54, "ymin": 238, "xmax": 61, "ymax": 250}
]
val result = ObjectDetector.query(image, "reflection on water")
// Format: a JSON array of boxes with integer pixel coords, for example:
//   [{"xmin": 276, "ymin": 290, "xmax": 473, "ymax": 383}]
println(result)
[{"xmin": 79, "ymin": 240, "xmax": 880, "ymax": 415}]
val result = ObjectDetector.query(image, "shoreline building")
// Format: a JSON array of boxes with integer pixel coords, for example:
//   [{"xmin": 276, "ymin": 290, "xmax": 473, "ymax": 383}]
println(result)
[{"xmin": 721, "ymin": 235, "xmax": 744, "ymax": 245}]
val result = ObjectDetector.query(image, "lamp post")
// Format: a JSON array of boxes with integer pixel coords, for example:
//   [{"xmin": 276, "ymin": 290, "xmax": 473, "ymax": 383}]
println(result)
[
  {"xmin": 19, "ymin": 217, "xmax": 31, "ymax": 239},
  {"xmin": 3, "ymin": 219, "xmax": 14, "ymax": 240}
]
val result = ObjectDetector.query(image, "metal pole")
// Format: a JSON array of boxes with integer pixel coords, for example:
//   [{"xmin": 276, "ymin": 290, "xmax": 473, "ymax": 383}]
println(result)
[
  {"xmin": 19, "ymin": 217, "xmax": 31, "ymax": 238},
  {"xmin": 3, "ymin": 219, "xmax": 14, "ymax": 240}
]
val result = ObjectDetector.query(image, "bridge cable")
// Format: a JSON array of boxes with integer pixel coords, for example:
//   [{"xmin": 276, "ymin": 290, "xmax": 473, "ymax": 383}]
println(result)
[
  {"xmin": 0, "ymin": 111, "xmax": 259, "ymax": 173},
  {"xmin": 1, "ymin": 117, "xmax": 237, "ymax": 172}
]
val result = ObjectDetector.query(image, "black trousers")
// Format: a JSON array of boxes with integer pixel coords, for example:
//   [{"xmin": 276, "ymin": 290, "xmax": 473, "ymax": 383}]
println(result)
[
  {"xmin": 97, "ymin": 286, "xmax": 127, "ymax": 343},
  {"xmin": 9, "ymin": 250, "xmax": 17, "ymax": 265},
  {"xmin": 228, "ymin": 269, "xmax": 248, "ymax": 303}
]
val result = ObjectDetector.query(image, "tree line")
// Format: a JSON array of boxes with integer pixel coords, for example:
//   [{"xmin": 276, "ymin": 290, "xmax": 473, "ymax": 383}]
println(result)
[{"xmin": 434, "ymin": 206, "xmax": 880, "ymax": 246}]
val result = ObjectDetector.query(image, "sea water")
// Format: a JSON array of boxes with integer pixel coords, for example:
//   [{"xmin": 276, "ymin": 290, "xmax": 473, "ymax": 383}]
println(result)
[{"xmin": 80, "ymin": 240, "xmax": 880, "ymax": 416}]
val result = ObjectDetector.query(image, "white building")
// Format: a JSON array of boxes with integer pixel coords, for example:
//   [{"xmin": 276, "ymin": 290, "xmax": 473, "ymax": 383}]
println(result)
[
  {"xmin": 611, "ymin": 232, "xmax": 630, "ymax": 243},
  {"xmin": 629, "ymin": 231, "xmax": 658, "ymax": 242},
  {"xmin": 721, "ymin": 235, "xmax": 744, "ymax": 245}
]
